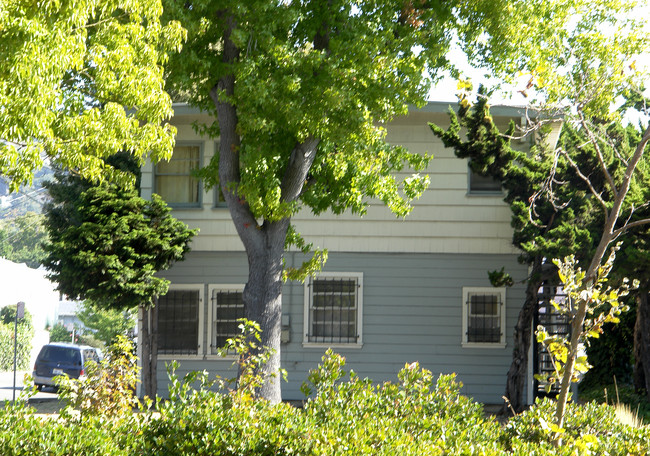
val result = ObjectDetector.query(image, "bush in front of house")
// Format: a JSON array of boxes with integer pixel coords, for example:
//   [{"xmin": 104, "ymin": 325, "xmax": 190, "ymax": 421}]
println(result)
[{"xmin": 3, "ymin": 322, "xmax": 650, "ymax": 455}]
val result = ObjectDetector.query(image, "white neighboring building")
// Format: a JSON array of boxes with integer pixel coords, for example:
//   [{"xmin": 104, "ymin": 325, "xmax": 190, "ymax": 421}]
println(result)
[{"xmin": 0, "ymin": 258, "xmax": 59, "ymax": 365}]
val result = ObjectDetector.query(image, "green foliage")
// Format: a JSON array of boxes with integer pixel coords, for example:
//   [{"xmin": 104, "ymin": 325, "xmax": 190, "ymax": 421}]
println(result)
[
  {"xmin": 77, "ymin": 301, "xmax": 137, "ymax": 347},
  {"xmin": 0, "ymin": 304, "xmax": 32, "ymax": 328},
  {"xmin": 4, "ymin": 323, "xmax": 650, "ymax": 454},
  {"xmin": 0, "ymin": 306, "xmax": 33, "ymax": 371},
  {"xmin": 581, "ymin": 296, "xmax": 636, "ymax": 389},
  {"xmin": 57, "ymin": 336, "xmax": 141, "ymax": 419},
  {"xmin": 504, "ymin": 398, "xmax": 650, "ymax": 455},
  {"xmin": 535, "ymin": 249, "xmax": 636, "ymax": 392},
  {"xmin": 0, "ymin": 212, "xmax": 48, "ymax": 268},
  {"xmin": 48, "ymin": 323, "xmax": 73, "ymax": 343},
  {"xmin": 0, "ymin": 0, "xmax": 185, "ymax": 191},
  {"xmin": 43, "ymin": 154, "xmax": 197, "ymax": 311},
  {"xmin": 430, "ymin": 93, "xmax": 597, "ymax": 267}
]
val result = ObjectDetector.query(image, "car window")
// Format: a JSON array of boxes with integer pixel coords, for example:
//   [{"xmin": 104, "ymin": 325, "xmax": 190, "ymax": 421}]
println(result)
[
  {"xmin": 83, "ymin": 349, "xmax": 99, "ymax": 363},
  {"xmin": 40, "ymin": 346, "xmax": 82, "ymax": 364}
]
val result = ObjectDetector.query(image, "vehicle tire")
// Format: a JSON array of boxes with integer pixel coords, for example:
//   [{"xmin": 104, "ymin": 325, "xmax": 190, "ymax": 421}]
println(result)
[{"xmin": 36, "ymin": 384, "xmax": 43, "ymax": 391}]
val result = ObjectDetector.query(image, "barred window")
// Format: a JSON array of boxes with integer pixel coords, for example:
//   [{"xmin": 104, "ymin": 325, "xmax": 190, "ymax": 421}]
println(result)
[
  {"xmin": 155, "ymin": 143, "xmax": 201, "ymax": 206},
  {"xmin": 158, "ymin": 287, "xmax": 202, "ymax": 355},
  {"xmin": 462, "ymin": 287, "xmax": 506, "ymax": 347},
  {"xmin": 304, "ymin": 273, "xmax": 363, "ymax": 345},
  {"xmin": 209, "ymin": 286, "xmax": 245, "ymax": 355}
]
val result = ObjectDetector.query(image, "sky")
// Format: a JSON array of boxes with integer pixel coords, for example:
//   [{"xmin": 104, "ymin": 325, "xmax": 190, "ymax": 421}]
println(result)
[{"xmin": 428, "ymin": 3, "xmax": 650, "ymax": 119}]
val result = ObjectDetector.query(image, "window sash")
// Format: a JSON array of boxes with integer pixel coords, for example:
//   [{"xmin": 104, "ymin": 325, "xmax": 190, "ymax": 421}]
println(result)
[
  {"xmin": 210, "ymin": 288, "xmax": 245, "ymax": 355},
  {"xmin": 155, "ymin": 144, "xmax": 201, "ymax": 205},
  {"xmin": 158, "ymin": 289, "xmax": 200, "ymax": 355},
  {"xmin": 308, "ymin": 277, "xmax": 358, "ymax": 344},
  {"xmin": 463, "ymin": 288, "xmax": 505, "ymax": 346},
  {"xmin": 468, "ymin": 161, "xmax": 501, "ymax": 193}
]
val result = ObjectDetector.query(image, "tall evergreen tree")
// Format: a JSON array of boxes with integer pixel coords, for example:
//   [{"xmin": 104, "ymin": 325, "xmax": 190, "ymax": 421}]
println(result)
[
  {"xmin": 430, "ymin": 93, "xmax": 598, "ymax": 412},
  {"xmin": 431, "ymin": 91, "xmax": 650, "ymax": 418},
  {"xmin": 43, "ymin": 153, "xmax": 197, "ymax": 396}
]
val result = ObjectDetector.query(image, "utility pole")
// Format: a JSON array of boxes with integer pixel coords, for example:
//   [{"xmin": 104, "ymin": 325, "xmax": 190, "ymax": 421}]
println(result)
[{"xmin": 13, "ymin": 301, "xmax": 25, "ymax": 402}]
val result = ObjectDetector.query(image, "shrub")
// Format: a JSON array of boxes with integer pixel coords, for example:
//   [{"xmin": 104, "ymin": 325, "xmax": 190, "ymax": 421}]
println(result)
[
  {"xmin": 48, "ymin": 322, "xmax": 73, "ymax": 343},
  {"xmin": 0, "ymin": 311, "xmax": 33, "ymax": 371},
  {"xmin": 56, "ymin": 335, "xmax": 140, "ymax": 419},
  {"xmin": 301, "ymin": 352, "xmax": 503, "ymax": 455},
  {"xmin": 504, "ymin": 397, "xmax": 650, "ymax": 455}
]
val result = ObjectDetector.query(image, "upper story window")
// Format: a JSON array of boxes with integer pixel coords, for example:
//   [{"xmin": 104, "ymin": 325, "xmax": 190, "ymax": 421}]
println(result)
[
  {"xmin": 462, "ymin": 287, "xmax": 506, "ymax": 348},
  {"xmin": 155, "ymin": 143, "xmax": 202, "ymax": 207},
  {"xmin": 468, "ymin": 161, "xmax": 502, "ymax": 194},
  {"xmin": 157, "ymin": 284, "xmax": 204, "ymax": 356},
  {"xmin": 304, "ymin": 272, "xmax": 363, "ymax": 347}
]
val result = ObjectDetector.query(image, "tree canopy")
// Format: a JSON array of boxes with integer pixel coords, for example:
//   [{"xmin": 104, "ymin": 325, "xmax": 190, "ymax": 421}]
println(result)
[
  {"xmin": 159, "ymin": 0, "xmax": 600, "ymax": 401},
  {"xmin": 42, "ymin": 153, "xmax": 197, "ymax": 311},
  {"xmin": 0, "ymin": 0, "xmax": 184, "ymax": 191}
]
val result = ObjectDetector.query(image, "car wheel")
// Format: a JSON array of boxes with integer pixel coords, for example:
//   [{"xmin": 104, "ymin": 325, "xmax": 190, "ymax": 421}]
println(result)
[{"xmin": 36, "ymin": 384, "xmax": 43, "ymax": 391}]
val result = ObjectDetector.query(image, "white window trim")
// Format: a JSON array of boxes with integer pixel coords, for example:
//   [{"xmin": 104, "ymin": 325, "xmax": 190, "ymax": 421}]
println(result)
[
  {"xmin": 461, "ymin": 286, "xmax": 506, "ymax": 349},
  {"xmin": 303, "ymin": 272, "xmax": 363, "ymax": 349},
  {"xmin": 207, "ymin": 284, "xmax": 245, "ymax": 359},
  {"xmin": 157, "ymin": 283, "xmax": 205, "ymax": 360}
]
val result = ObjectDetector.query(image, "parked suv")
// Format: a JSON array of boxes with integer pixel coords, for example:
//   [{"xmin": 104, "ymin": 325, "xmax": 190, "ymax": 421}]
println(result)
[{"xmin": 33, "ymin": 343, "xmax": 101, "ymax": 390}]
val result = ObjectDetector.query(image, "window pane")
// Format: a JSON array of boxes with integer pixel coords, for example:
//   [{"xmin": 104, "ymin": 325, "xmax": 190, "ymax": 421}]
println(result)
[
  {"xmin": 469, "ymin": 165, "xmax": 501, "ymax": 193},
  {"xmin": 467, "ymin": 292, "xmax": 501, "ymax": 343},
  {"xmin": 211, "ymin": 289, "xmax": 245, "ymax": 354},
  {"xmin": 155, "ymin": 145, "xmax": 200, "ymax": 205},
  {"xmin": 158, "ymin": 289, "xmax": 199, "ymax": 355},
  {"xmin": 309, "ymin": 278, "xmax": 358, "ymax": 343}
]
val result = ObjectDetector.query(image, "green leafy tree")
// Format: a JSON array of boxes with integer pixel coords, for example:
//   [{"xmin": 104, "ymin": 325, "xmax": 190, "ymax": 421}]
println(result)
[
  {"xmin": 433, "ymin": 0, "xmax": 650, "ymax": 439},
  {"xmin": 160, "ymin": 0, "xmax": 586, "ymax": 402},
  {"xmin": 0, "ymin": 0, "xmax": 184, "ymax": 191},
  {"xmin": 430, "ymin": 92, "xmax": 600, "ymax": 412},
  {"xmin": 77, "ymin": 301, "xmax": 137, "ymax": 347},
  {"xmin": 42, "ymin": 153, "xmax": 197, "ymax": 397},
  {"xmin": 0, "ymin": 212, "xmax": 48, "ymax": 268}
]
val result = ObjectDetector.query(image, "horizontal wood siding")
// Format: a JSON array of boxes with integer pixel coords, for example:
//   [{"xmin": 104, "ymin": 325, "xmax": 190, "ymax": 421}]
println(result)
[
  {"xmin": 155, "ymin": 250, "xmax": 528, "ymax": 404},
  {"xmin": 140, "ymin": 104, "xmax": 544, "ymax": 255}
]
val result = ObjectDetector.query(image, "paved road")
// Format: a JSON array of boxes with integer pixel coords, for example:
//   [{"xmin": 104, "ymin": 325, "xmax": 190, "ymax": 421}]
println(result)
[{"xmin": 0, "ymin": 369, "xmax": 58, "ymax": 402}]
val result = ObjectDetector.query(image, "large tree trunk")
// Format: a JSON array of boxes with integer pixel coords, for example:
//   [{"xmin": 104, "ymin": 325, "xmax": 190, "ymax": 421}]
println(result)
[
  {"xmin": 242, "ymin": 221, "xmax": 288, "ymax": 403},
  {"xmin": 213, "ymin": 9, "xmax": 321, "ymax": 403},
  {"xmin": 634, "ymin": 290, "xmax": 650, "ymax": 399},
  {"xmin": 502, "ymin": 260, "xmax": 544, "ymax": 414}
]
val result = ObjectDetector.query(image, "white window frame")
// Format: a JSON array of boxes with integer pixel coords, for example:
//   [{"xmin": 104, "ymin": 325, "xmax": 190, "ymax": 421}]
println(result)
[
  {"xmin": 207, "ymin": 284, "xmax": 245, "ymax": 359},
  {"xmin": 157, "ymin": 283, "xmax": 204, "ymax": 359},
  {"xmin": 462, "ymin": 287, "xmax": 506, "ymax": 349},
  {"xmin": 303, "ymin": 272, "xmax": 363, "ymax": 349},
  {"xmin": 154, "ymin": 141, "xmax": 203, "ymax": 208}
]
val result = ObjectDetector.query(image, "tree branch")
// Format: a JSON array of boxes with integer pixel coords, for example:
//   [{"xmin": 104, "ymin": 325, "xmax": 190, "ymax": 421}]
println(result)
[
  {"xmin": 212, "ymin": 10, "xmax": 262, "ymax": 249},
  {"xmin": 560, "ymin": 147, "xmax": 608, "ymax": 213},
  {"xmin": 578, "ymin": 114, "xmax": 618, "ymax": 198}
]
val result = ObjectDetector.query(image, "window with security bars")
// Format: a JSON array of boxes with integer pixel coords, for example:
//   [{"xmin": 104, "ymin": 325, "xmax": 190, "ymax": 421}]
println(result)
[
  {"xmin": 462, "ymin": 287, "xmax": 506, "ymax": 347},
  {"xmin": 305, "ymin": 274, "xmax": 362, "ymax": 344},
  {"xmin": 155, "ymin": 144, "xmax": 201, "ymax": 206},
  {"xmin": 210, "ymin": 287, "xmax": 245, "ymax": 354},
  {"xmin": 158, "ymin": 288, "xmax": 200, "ymax": 355}
]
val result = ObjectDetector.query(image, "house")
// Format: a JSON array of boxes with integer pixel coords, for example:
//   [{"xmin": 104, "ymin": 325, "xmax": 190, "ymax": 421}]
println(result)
[{"xmin": 139, "ymin": 101, "xmax": 562, "ymax": 405}]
